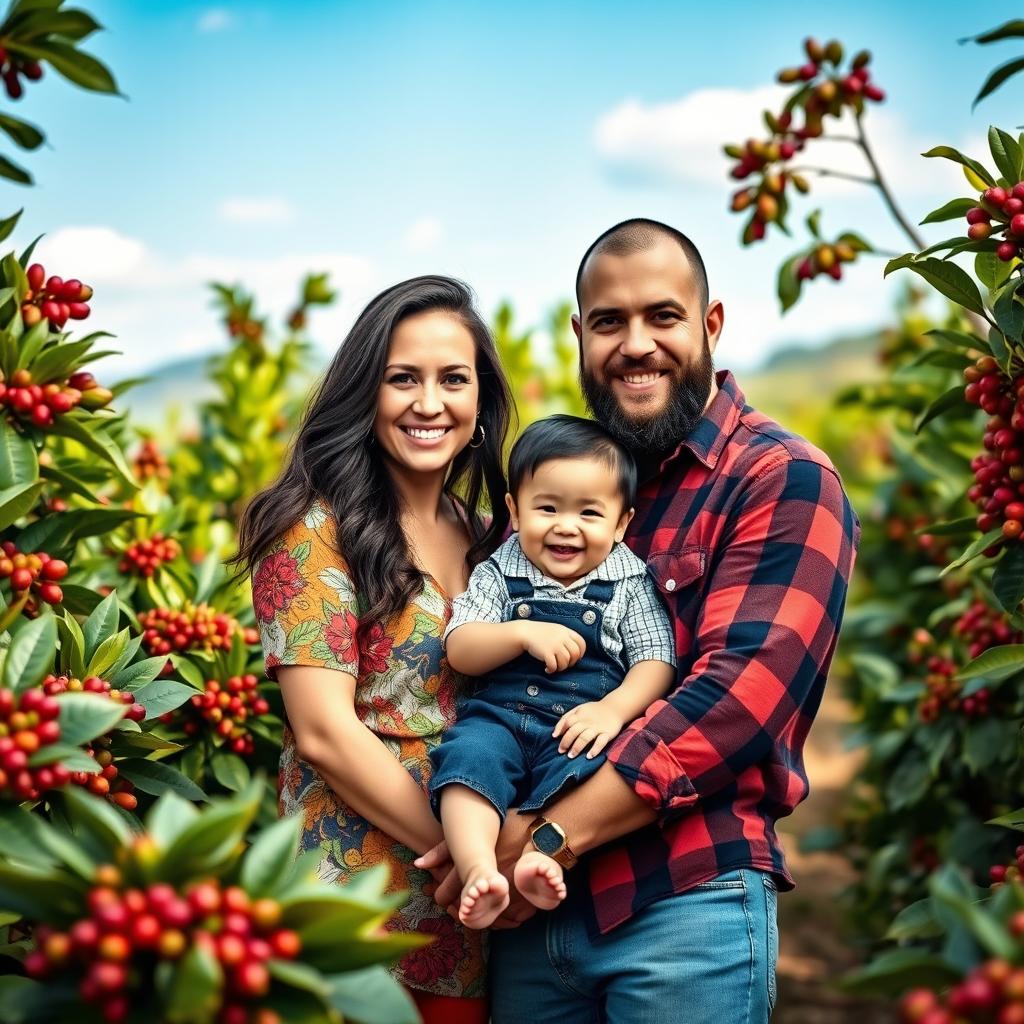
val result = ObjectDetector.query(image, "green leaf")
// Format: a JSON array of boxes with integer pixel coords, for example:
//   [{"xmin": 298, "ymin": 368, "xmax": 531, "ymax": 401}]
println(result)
[
  {"xmin": 57, "ymin": 609, "xmax": 86, "ymax": 679},
  {"xmin": 159, "ymin": 787, "xmax": 262, "ymax": 881},
  {"xmin": 0, "ymin": 114, "xmax": 43, "ymax": 151},
  {"xmin": 240, "ymin": 814, "xmax": 302, "ymax": 897},
  {"xmin": 59, "ymin": 785, "xmax": 133, "ymax": 859},
  {"xmin": 164, "ymin": 942, "xmax": 223, "ymax": 1023},
  {"xmin": 994, "ymin": 280, "xmax": 1024, "ymax": 342},
  {"xmin": 883, "ymin": 900, "xmax": 942, "ymax": 943},
  {"xmin": 776, "ymin": 252, "xmax": 803, "ymax": 313},
  {"xmin": 957, "ymin": 643, "xmax": 1024, "ymax": 681},
  {"xmin": 919, "ymin": 197, "xmax": 978, "ymax": 225},
  {"xmin": 2, "ymin": 613, "xmax": 56, "ymax": 692},
  {"xmin": 993, "ymin": 126, "xmax": 1024, "ymax": 182},
  {"xmin": 841, "ymin": 949, "xmax": 962, "ymax": 996},
  {"xmin": 884, "ymin": 253, "xmax": 916, "ymax": 277},
  {"xmin": 918, "ymin": 516, "xmax": 977, "ymax": 536},
  {"xmin": 8, "ymin": 40, "xmax": 119, "ymax": 94},
  {"xmin": 922, "ymin": 146, "xmax": 995, "ymax": 186},
  {"xmin": 986, "ymin": 807, "xmax": 1024, "ymax": 831},
  {"xmin": 324, "ymin": 965, "xmax": 420, "ymax": 1024},
  {"xmin": 266, "ymin": 957, "xmax": 327, "ymax": 997},
  {"xmin": 145, "ymin": 790, "xmax": 200, "ymax": 849},
  {"xmin": 29, "ymin": 337, "xmax": 98, "ymax": 384},
  {"xmin": 193, "ymin": 550, "xmax": 226, "ymax": 605},
  {"xmin": 169, "ymin": 655, "xmax": 205, "ymax": 691},
  {"xmin": 127, "ymin": 677, "xmax": 194, "ymax": 718},
  {"xmin": 81, "ymin": 590, "xmax": 120, "ymax": 664},
  {"xmin": 85, "ymin": 628, "xmax": 129, "ymax": 678},
  {"xmin": 901, "ymin": 257, "xmax": 987, "ymax": 316},
  {"xmin": 0, "ymin": 860, "xmax": 85, "ymax": 920},
  {"xmin": 117, "ymin": 758, "xmax": 206, "ymax": 801},
  {"xmin": 0, "ymin": 479, "xmax": 43, "ymax": 530},
  {"xmin": 993, "ymin": 545, "xmax": 1024, "ymax": 613},
  {"xmin": 0, "ymin": 152, "xmax": 32, "ymax": 186},
  {"xmin": 28, "ymin": 742, "xmax": 99, "ymax": 772},
  {"xmin": 961, "ymin": 19, "xmax": 1024, "ymax": 44},
  {"xmin": 930, "ymin": 864, "xmax": 1019, "ymax": 959},
  {"xmin": 45, "ymin": 414, "xmax": 138, "ymax": 491},
  {"xmin": 974, "ymin": 56, "xmax": 1024, "ymax": 108},
  {"xmin": 977, "ymin": 251, "xmax": 1014, "ymax": 290},
  {"xmin": 915, "ymin": 384, "xmax": 972, "ymax": 434},
  {"xmin": 941, "ymin": 527, "xmax": 1005, "ymax": 576},
  {"xmin": 0, "ymin": 423, "xmax": 37, "ymax": 484},
  {"xmin": 210, "ymin": 751, "xmax": 250, "ymax": 793},
  {"xmin": 0, "ymin": 209, "xmax": 21, "ymax": 246},
  {"xmin": 54, "ymin": 692, "xmax": 128, "ymax": 744}
]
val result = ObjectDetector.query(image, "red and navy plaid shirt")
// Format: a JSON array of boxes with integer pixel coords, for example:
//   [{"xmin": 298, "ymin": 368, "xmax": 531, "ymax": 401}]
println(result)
[{"xmin": 589, "ymin": 369, "xmax": 860, "ymax": 934}]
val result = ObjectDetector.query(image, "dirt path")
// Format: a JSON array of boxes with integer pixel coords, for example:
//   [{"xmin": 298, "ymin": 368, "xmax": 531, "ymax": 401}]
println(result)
[{"xmin": 772, "ymin": 683, "xmax": 896, "ymax": 1023}]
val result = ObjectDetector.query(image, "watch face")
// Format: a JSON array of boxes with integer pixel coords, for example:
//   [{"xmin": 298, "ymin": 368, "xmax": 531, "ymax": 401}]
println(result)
[{"xmin": 532, "ymin": 822, "xmax": 564, "ymax": 856}]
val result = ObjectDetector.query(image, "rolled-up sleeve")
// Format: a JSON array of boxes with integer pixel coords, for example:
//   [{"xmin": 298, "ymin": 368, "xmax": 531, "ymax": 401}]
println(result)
[
  {"xmin": 442, "ymin": 559, "xmax": 509, "ymax": 646},
  {"xmin": 620, "ymin": 575, "xmax": 677, "ymax": 668},
  {"xmin": 607, "ymin": 457, "xmax": 859, "ymax": 817}
]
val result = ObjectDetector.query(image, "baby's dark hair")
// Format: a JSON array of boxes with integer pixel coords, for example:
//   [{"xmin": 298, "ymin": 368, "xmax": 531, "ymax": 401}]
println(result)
[{"xmin": 507, "ymin": 415, "xmax": 637, "ymax": 509}]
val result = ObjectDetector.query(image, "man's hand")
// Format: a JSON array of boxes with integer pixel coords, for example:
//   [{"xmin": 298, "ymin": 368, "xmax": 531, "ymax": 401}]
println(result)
[
  {"xmin": 520, "ymin": 622, "xmax": 586, "ymax": 674},
  {"xmin": 553, "ymin": 700, "xmax": 625, "ymax": 759}
]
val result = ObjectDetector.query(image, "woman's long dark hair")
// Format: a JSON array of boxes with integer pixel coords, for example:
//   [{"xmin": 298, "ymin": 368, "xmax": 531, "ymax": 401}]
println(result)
[{"xmin": 234, "ymin": 275, "xmax": 514, "ymax": 630}]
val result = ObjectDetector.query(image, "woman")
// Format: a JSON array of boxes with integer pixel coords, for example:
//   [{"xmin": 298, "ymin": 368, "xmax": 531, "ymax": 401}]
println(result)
[{"xmin": 237, "ymin": 276, "xmax": 514, "ymax": 1022}]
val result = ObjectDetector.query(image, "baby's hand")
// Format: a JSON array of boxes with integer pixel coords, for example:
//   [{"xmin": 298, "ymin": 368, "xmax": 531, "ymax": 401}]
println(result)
[
  {"xmin": 553, "ymin": 701, "xmax": 625, "ymax": 759},
  {"xmin": 520, "ymin": 622, "xmax": 586, "ymax": 674}
]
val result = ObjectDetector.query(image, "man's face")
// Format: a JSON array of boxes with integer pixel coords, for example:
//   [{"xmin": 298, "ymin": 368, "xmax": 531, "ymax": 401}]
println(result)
[{"xmin": 572, "ymin": 237, "xmax": 724, "ymax": 454}]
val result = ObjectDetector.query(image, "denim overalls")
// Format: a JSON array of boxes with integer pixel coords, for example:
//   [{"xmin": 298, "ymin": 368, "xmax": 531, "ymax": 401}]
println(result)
[{"xmin": 429, "ymin": 573, "xmax": 621, "ymax": 819}]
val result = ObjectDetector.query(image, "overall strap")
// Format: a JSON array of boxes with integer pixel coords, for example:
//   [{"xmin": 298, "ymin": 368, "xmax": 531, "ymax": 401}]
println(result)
[
  {"xmin": 505, "ymin": 576, "xmax": 535, "ymax": 600},
  {"xmin": 581, "ymin": 578, "xmax": 616, "ymax": 604}
]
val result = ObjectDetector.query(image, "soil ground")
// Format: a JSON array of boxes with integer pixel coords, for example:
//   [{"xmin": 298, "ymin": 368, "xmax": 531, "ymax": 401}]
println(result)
[{"xmin": 773, "ymin": 683, "xmax": 896, "ymax": 1024}]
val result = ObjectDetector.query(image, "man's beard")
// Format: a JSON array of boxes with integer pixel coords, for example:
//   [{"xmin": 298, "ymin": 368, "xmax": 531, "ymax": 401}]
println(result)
[{"xmin": 580, "ymin": 332, "xmax": 715, "ymax": 457}]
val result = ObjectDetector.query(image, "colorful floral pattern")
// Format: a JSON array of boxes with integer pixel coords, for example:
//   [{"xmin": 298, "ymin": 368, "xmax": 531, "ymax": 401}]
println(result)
[{"xmin": 251, "ymin": 501, "xmax": 485, "ymax": 997}]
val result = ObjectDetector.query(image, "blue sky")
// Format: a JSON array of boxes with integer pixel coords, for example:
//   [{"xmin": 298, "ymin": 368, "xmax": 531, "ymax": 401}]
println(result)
[{"xmin": 9, "ymin": 0, "xmax": 1022, "ymax": 376}]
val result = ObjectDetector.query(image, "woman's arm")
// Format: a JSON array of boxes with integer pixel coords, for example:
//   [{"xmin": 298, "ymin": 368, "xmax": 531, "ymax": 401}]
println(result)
[{"xmin": 277, "ymin": 664, "xmax": 445, "ymax": 856}]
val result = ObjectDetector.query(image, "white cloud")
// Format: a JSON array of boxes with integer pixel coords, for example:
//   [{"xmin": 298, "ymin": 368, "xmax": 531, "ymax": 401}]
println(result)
[
  {"xmin": 403, "ymin": 216, "xmax": 443, "ymax": 252},
  {"xmin": 197, "ymin": 8, "xmax": 234, "ymax": 33},
  {"xmin": 594, "ymin": 85, "xmax": 973, "ymax": 200},
  {"xmin": 35, "ymin": 226, "xmax": 151, "ymax": 284},
  {"xmin": 217, "ymin": 197, "xmax": 294, "ymax": 225},
  {"xmin": 23, "ymin": 227, "xmax": 377, "ymax": 375}
]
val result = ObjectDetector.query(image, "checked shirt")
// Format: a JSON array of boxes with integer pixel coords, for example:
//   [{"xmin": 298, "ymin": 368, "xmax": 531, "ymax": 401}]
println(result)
[{"xmin": 588, "ymin": 369, "xmax": 860, "ymax": 934}]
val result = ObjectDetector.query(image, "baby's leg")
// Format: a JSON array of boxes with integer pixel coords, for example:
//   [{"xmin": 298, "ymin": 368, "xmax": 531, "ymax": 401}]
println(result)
[
  {"xmin": 439, "ymin": 784, "xmax": 510, "ymax": 929},
  {"xmin": 513, "ymin": 850, "xmax": 567, "ymax": 910}
]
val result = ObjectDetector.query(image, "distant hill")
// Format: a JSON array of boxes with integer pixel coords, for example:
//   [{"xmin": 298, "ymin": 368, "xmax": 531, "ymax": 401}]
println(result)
[{"xmin": 117, "ymin": 329, "xmax": 885, "ymax": 434}]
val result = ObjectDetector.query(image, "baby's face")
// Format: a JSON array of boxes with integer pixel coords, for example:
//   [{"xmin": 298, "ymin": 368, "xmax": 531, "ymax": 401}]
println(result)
[{"xmin": 506, "ymin": 457, "xmax": 633, "ymax": 584}]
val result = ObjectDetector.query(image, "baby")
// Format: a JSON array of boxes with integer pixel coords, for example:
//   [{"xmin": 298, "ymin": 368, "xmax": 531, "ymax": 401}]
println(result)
[{"xmin": 427, "ymin": 415, "xmax": 676, "ymax": 928}]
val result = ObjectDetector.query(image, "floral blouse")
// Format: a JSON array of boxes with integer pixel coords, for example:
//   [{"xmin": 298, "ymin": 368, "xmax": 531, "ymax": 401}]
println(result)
[{"xmin": 251, "ymin": 500, "xmax": 485, "ymax": 997}]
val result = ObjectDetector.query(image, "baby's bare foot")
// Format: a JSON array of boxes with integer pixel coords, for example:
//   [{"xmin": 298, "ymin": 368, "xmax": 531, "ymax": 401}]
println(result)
[
  {"xmin": 513, "ymin": 850, "xmax": 567, "ymax": 910},
  {"xmin": 459, "ymin": 867, "xmax": 510, "ymax": 929}
]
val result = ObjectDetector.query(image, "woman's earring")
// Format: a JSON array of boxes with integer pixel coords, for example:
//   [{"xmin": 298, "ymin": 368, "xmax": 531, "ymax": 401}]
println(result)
[{"xmin": 469, "ymin": 422, "xmax": 486, "ymax": 448}]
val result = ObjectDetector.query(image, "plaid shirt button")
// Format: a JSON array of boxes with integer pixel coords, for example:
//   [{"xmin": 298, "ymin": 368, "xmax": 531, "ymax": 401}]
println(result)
[{"xmin": 664, "ymin": 579, "xmax": 676, "ymax": 591}]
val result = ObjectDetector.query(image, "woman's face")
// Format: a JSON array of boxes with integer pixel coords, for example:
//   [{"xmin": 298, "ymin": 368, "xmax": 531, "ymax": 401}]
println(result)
[{"xmin": 374, "ymin": 310, "xmax": 480, "ymax": 479}]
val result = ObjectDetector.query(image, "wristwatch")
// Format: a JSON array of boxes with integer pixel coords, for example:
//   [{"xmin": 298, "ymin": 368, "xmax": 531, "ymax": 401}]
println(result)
[{"xmin": 529, "ymin": 816, "xmax": 578, "ymax": 869}]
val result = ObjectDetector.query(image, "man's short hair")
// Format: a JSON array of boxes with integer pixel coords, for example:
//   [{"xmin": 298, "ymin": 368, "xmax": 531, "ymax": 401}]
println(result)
[
  {"xmin": 508, "ymin": 414, "xmax": 637, "ymax": 509},
  {"xmin": 575, "ymin": 218, "xmax": 709, "ymax": 312}
]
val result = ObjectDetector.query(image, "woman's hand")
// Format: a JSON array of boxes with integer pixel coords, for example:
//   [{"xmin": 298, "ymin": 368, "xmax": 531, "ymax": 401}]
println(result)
[
  {"xmin": 415, "ymin": 841, "xmax": 461, "ymax": 918},
  {"xmin": 552, "ymin": 700, "xmax": 625, "ymax": 759}
]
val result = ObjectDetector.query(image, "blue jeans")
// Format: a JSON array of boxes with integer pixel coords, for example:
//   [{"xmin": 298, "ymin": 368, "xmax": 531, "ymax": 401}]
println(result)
[{"xmin": 489, "ymin": 869, "xmax": 778, "ymax": 1023}]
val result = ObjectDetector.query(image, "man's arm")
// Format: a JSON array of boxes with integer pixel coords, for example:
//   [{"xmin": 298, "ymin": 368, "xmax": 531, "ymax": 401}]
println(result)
[{"xmin": 537, "ymin": 457, "xmax": 858, "ymax": 850}]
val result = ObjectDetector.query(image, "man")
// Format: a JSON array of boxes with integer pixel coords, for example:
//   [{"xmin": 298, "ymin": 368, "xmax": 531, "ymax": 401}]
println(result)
[{"xmin": 422, "ymin": 218, "xmax": 859, "ymax": 1022}]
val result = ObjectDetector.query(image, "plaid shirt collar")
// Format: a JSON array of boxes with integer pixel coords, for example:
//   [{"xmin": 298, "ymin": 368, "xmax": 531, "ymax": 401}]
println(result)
[
  {"xmin": 492, "ymin": 534, "xmax": 646, "ymax": 592},
  {"xmin": 659, "ymin": 369, "xmax": 745, "ymax": 473}
]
